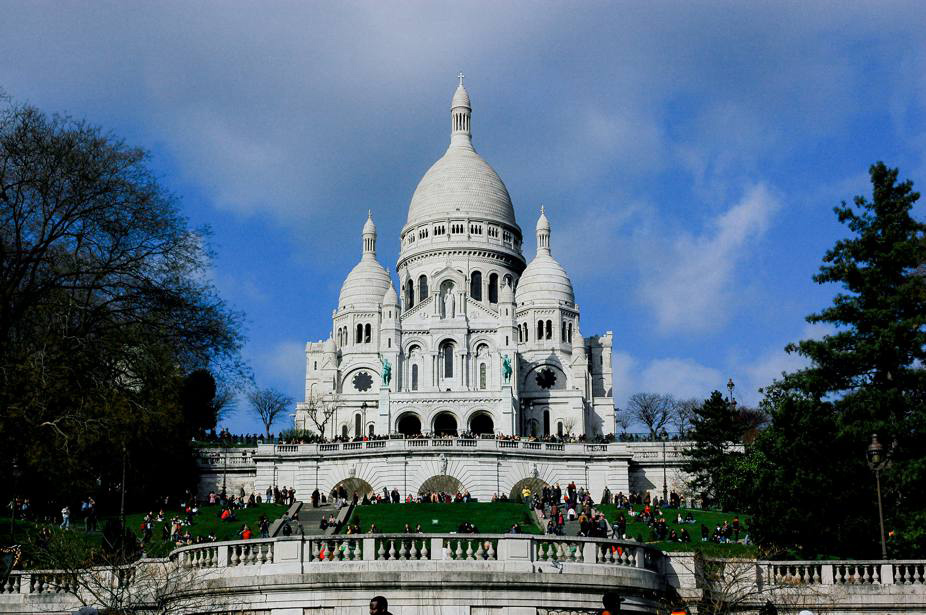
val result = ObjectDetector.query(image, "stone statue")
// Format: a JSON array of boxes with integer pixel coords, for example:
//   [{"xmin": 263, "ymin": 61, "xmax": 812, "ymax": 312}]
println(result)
[
  {"xmin": 502, "ymin": 354, "xmax": 512, "ymax": 383},
  {"xmin": 443, "ymin": 291, "xmax": 455, "ymax": 318},
  {"xmin": 380, "ymin": 356, "xmax": 392, "ymax": 386}
]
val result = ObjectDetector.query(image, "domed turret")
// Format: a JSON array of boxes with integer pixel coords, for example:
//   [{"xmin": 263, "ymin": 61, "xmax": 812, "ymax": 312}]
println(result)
[
  {"xmin": 404, "ymin": 76, "xmax": 520, "ymax": 233},
  {"xmin": 516, "ymin": 206, "xmax": 575, "ymax": 306},
  {"xmin": 338, "ymin": 212, "xmax": 392, "ymax": 309},
  {"xmin": 383, "ymin": 281, "xmax": 399, "ymax": 306}
]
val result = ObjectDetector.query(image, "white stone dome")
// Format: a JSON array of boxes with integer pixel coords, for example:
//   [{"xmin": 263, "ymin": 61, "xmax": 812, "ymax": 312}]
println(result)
[
  {"xmin": 339, "ymin": 212, "xmax": 391, "ymax": 309},
  {"xmin": 406, "ymin": 79, "xmax": 517, "ymax": 229},
  {"xmin": 516, "ymin": 207, "xmax": 574, "ymax": 306},
  {"xmin": 406, "ymin": 143, "xmax": 516, "ymax": 228},
  {"xmin": 338, "ymin": 256, "xmax": 391, "ymax": 309},
  {"xmin": 383, "ymin": 282, "xmax": 399, "ymax": 306},
  {"xmin": 516, "ymin": 253, "xmax": 575, "ymax": 306}
]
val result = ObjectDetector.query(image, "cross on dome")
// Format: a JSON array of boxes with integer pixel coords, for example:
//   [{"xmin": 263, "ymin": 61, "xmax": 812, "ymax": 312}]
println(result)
[{"xmin": 458, "ymin": 72, "xmax": 465, "ymax": 86}]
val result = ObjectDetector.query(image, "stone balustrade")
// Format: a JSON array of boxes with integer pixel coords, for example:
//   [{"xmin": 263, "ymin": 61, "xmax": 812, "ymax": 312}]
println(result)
[
  {"xmin": 167, "ymin": 533, "xmax": 663, "ymax": 572},
  {"xmin": 3, "ymin": 539, "xmax": 926, "ymax": 615}
]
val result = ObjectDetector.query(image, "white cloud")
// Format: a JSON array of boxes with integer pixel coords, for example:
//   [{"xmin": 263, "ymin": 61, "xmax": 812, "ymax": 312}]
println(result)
[
  {"xmin": 639, "ymin": 358, "xmax": 724, "ymax": 402},
  {"xmin": 637, "ymin": 183, "xmax": 780, "ymax": 334}
]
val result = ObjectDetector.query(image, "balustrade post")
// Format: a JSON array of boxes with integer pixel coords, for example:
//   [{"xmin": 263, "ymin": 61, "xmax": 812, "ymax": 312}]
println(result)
[
  {"xmin": 881, "ymin": 563, "xmax": 894, "ymax": 584},
  {"xmin": 583, "ymin": 541, "xmax": 598, "ymax": 563},
  {"xmin": 634, "ymin": 546, "xmax": 646, "ymax": 568},
  {"xmin": 431, "ymin": 537, "xmax": 444, "ymax": 560},
  {"xmin": 363, "ymin": 538, "xmax": 376, "ymax": 561},
  {"xmin": 19, "ymin": 574, "xmax": 30, "ymax": 595},
  {"xmin": 820, "ymin": 564, "xmax": 834, "ymax": 585},
  {"xmin": 217, "ymin": 544, "xmax": 229, "ymax": 567}
]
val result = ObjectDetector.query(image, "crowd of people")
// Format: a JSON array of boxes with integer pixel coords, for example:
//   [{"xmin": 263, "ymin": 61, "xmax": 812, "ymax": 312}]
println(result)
[{"xmin": 198, "ymin": 428, "xmax": 632, "ymax": 447}]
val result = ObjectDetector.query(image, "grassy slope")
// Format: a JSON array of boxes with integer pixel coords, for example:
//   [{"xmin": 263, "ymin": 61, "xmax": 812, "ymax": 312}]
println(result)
[
  {"xmin": 597, "ymin": 504, "xmax": 756, "ymax": 556},
  {"xmin": 125, "ymin": 503, "xmax": 288, "ymax": 556},
  {"xmin": 343, "ymin": 502, "xmax": 541, "ymax": 535},
  {"xmin": 1, "ymin": 503, "xmax": 288, "ymax": 560}
]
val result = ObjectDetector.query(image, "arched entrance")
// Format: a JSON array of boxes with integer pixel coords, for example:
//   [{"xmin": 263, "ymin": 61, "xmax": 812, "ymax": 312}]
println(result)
[
  {"xmin": 329, "ymin": 477, "xmax": 374, "ymax": 500},
  {"xmin": 509, "ymin": 477, "xmax": 549, "ymax": 502},
  {"xmin": 469, "ymin": 412, "xmax": 494, "ymax": 435},
  {"xmin": 397, "ymin": 413, "xmax": 422, "ymax": 436},
  {"xmin": 433, "ymin": 412, "xmax": 458, "ymax": 436},
  {"xmin": 418, "ymin": 474, "xmax": 464, "ymax": 496}
]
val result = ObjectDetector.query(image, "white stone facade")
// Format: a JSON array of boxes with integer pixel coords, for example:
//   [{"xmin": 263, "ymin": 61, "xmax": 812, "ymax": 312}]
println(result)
[{"xmin": 296, "ymin": 78, "xmax": 614, "ymax": 443}]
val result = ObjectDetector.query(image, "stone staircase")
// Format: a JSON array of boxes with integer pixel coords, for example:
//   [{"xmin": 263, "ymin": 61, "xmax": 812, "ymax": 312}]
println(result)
[{"xmin": 296, "ymin": 501, "xmax": 337, "ymax": 536}]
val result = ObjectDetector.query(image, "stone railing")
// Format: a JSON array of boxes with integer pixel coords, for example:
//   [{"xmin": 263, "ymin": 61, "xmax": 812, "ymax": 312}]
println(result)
[
  {"xmin": 246, "ymin": 439, "xmax": 630, "ymax": 458},
  {"xmin": 762, "ymin": 560, "xmax": 926, "ymax": 586},
  {"xmin": 166, "ymin": 533, "xmax": 663, "ymax": 572}
]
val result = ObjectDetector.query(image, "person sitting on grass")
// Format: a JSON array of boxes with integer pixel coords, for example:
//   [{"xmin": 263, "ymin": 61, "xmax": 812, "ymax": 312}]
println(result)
[
  {"xmin": 367, "ymin": 522, "xmax": 379, "ymax": 533},
  {"xmin": 240, "ymin": 524, "xmax": 252, "ymax": 540}
]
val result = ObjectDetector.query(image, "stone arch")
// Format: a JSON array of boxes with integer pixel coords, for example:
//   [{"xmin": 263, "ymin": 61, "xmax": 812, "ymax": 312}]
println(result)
[
  {"xmin": 396, "ymin": 411, "xmax": 422, "ymax": 436},
  {"xmin": 329, "ymin": 477, "xmax": 374, "ymax": 500},
  {"xmin": 509, "ymin": 477, "xmax": 549, "ymax": 502},
  {"xmin": 469, "ymin": 412, "xmax": 494, "ymax": 435},
  {"xmin": 418, "ymin": 474, "xmax": 464, "ymax": 496},
  {"xmin": 432, "ymin": 411, "xmax": 458, "ymax": 436}
]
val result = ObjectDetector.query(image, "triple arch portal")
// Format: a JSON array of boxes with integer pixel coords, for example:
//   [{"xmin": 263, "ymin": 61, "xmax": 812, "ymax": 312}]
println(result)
[{"xmin": 328, "ymin": 476, "xmax": 549, "ymax": 502}]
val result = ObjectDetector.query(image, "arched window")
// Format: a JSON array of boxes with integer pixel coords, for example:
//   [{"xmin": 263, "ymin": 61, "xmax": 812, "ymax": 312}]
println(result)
[
  {"xmin": 470, "ymin": 271, "xmax": 482, "ymax": 301},
  {"xmin": 411, "ymin": 364, "xmax": 419, "ymax": 391},
  {"xmin": 364, "ymin": 323, "xmax": 371, "ymax": 343},
  {"xmin": 504, "ymin": 274, "xmax": 512, "ymax": 288},
  {"xmin": 479, "ymin": 363, "xmax": 487, "ymax": 390},
  {"xmin": 537, "ymin": 320, "xmax": 543, "ymax": 340},
  {"xmin": 561, "ymin": 322, "xmax": 566, "ymax": 342},
  {"xmin": 517, "ymin": 326, "xmax": 522, "ymax": 343},
  {"xmin": 488, "ymin": 273, "xmax": 499, "ymax": 303},
  {"xmin": 342, "ymin": 424, "xmax": 349, "ymax": 438},
  {"xmin": 568, "ymin": 323, "xmax": 573, "ymax": 344},
  {"xmin": 354, "ymin": 413, "xmax": 362, "ymax": 437},
  {"xmin": 544, "ymin": 410, "xmax": 550, "ymax": 436},
  {"xmin": 418, "ymin": 275, "xmax": 429, "ymax": 302},
  {"xmin": 557, "ymin": 421, "xmax": 564, "ymax": 437},
  {"xmin": 546, "ymin": 320, "xmax": 552, "ymax": 340},
  {"xmin": 405, "ymin": 279, "xmax": 415, "ymax": 309},
  {"xmin": 355, "ymin": 323, "xmax": 363, "ymax": 344},
  {"xmin": 523, "ymin": 323, "xmax": 528, "ymax": 342},
  {"xmin": 440, "ymin": 340, "xmax": 454, "ymax": 379},
  {"xmin": 368, "ymin": 424, "xmax": 375, "ymax": 437}
]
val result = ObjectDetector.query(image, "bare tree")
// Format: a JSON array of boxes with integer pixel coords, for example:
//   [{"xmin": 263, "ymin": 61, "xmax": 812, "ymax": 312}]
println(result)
[
  {"xmin": 614, "ymin": 407, "xmax": 632, "ymax": 433},
  {"xmin": 670, "ymin": 398, "xmax": 700, "ymax": 436},
  {"xmin": 561, "ymin": 416, "xmax": 577, "ymax": 437},
  {"xmin": 627, "ymin": 393, "xmax": 673, "ymax": 438},
  {"xmin": 211, "ymin": 386, "xmax": 238, "ymax": 424},
  {"xmin": 25, "ymin": 528, "xmax": 228, "ymax": 614},
  {"xmin": 247, "ymin": 387, "xmax": 292, "ymax": 437},
  {"xmin": 304, "ymin": 391, "xmax": 339, "ymax": 436}
]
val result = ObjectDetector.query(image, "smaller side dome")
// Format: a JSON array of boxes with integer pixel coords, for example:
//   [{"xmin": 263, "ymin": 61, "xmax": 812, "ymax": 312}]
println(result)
[
  {"xmin": 338, "ymin": 212, "xmax": 391, "ymax": 309},
  {"xmin": 516, "ymin": 207, "xmax": 575, "ymax": 306},
  {"xmin": 383, "ymin": 282, "xmax": 399, "ymax": 306},
  {"xmin": 499, "ymin": 278, "xmax": 514, "ymax": 303}
]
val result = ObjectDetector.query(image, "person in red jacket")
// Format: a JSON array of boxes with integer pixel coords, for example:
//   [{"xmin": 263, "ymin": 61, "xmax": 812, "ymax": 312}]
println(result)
[{"xmin": 240, "ymin": 524, "xmax": 252, "ymax": 540}]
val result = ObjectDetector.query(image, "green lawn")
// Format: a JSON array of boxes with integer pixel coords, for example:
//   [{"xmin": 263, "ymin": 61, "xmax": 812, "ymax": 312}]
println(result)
[
  {"xmin": 125, "ymin": 503, "xmax": 288, "ymax": 557},
  {"xmin": 1, "ymin": 503, "xmax": 288, "ymax": 562},
  {"xmin": 597, "ymin": 504, "xmax": 756, "ymax": 556},
  {"xmin": 342, "ymin": 501, "xmax": 541, "ymax": 534}
]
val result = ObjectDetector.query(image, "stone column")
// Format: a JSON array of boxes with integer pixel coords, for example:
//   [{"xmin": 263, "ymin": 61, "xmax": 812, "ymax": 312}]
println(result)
[{"xmin": 377, "ymin": 386, "xmax": 391, "ymax": 435}]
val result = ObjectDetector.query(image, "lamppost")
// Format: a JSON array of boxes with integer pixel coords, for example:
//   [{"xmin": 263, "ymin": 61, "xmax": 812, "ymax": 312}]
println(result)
[
  {"xmin": 361, "ymin": 401, "xmax": 368, "ymax": 437},
  {"xmin": 660, "ymin": 429, "xmax": 668, "ymax": 504},
  {"xmin": 866, "ymin": 434, "xmax": 889, "ymax": 559},
  {"xmin": 221, "ymin": 431, "xmax": 229, "ymax": 497}
]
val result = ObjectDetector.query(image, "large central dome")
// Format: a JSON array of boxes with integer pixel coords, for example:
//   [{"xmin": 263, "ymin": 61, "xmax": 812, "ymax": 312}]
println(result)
[{"xmin": 405, "ymin": 79, "xmax": 518, "ymax": 230}]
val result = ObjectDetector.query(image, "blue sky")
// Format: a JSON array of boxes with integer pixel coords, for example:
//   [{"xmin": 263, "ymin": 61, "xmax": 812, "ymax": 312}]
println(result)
[{"xmin": 3, "ymin": 1, "xmax": 925, "ymax": 434}]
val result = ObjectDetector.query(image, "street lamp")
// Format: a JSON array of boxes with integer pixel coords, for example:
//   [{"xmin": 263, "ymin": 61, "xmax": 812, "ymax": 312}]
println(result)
[
  {"xmin": 660, "ymin": 429, "xmax": 669, "ymax": 504},
  {"xmin": 866, "ymin": 434, "xmax": 889, "ymax": 559}
]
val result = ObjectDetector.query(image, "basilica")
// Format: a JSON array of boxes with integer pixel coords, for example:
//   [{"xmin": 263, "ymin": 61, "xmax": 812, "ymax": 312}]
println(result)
[{"xmin": 295, "ymin": 78, "xmax": 615, "ymax": 441}]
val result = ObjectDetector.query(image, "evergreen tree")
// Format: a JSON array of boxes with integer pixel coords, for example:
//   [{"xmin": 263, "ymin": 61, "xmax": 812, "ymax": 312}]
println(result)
[
  {"xmin": 753, "ymin": 162, "xmax": 926, "ymax": 556},
  {"xmin": 683, "ymin": 391, "xmax": 745, "ymax": 510}
]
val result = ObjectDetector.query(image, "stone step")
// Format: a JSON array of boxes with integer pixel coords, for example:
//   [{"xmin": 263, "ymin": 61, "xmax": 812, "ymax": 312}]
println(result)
[{"xmin": 297, "ymin": 501, "xmax": 338, "ymax": 536}]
